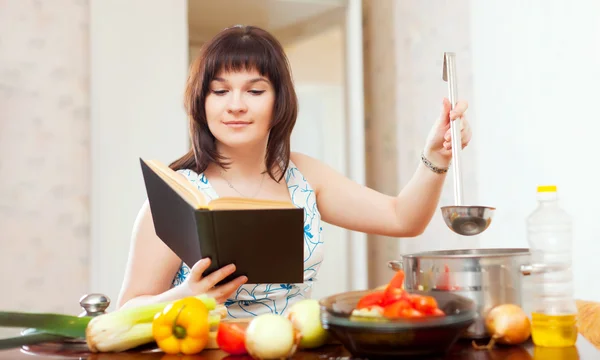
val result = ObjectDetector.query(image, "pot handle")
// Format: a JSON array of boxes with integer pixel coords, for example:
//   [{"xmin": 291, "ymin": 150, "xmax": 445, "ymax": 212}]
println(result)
[
  {"xmin": 388, "ymin": 260, "xmax": 403, "ymax": 271},
  {"xmin": 520, "ymin": 263, "xmax": 568, "ymax": 276}
]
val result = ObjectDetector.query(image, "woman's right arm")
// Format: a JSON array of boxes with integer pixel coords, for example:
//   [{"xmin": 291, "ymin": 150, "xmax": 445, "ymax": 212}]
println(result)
[{"xmin": 116, "ymin": 200, "xmax": 247, "ymax": 310}]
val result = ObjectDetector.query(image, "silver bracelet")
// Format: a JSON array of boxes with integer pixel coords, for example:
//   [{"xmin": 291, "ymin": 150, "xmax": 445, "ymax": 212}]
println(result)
[{"xmin": 421, "ymin": 152, "xmax": 449, "ymax": 174}]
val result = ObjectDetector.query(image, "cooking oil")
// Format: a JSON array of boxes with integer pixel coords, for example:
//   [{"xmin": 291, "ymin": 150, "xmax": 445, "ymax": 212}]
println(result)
[
  {"xmin": 533, "ymin": 342, "xmax": 579, "ymax": 359},
  {"xmin": 527, "ymin": 186, "xmax": 579, "ymax": 348},
  {"xmin": 531, "ymin": 312, "xmax": 578, "ymax": 347}
]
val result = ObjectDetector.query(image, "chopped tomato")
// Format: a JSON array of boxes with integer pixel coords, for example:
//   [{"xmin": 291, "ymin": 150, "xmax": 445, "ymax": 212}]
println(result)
[
  {"xmin": 216, "ymin": 323, "xmax": 247, "ymax": 355},
  {"xmin": 430, "ymin": 308, "xmax": 445, "ymax": 317},
  {"xmin": 356, "ymin": 290, "xmax": 385, "ymax": 309},
  {"xmin": 387, "ymin": 270, "xmax": 405, "ymax": 291},
  {"xmin": 382, "ymin": 270, "xmax": 409, "ymax": 306},
  {"xmin": 356, "ymin": 269, "xmax": 446, "ymax": 320},
  {"xmin": 400, "ymin": 308, "xmax": 425, "ymax": 318},
  {"xmin": 410, "ymin": 295, "xmax": 438, "ymax": 314},
  {"xmin": 383, "ymin": 299, "xmax": 412, "ymax": 318},
  {"xmin": 382, "ymin": 288, "xmax": 409, "ymax": 306}
]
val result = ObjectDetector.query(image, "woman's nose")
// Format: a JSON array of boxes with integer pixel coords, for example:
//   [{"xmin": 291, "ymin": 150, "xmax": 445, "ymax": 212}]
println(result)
[{"xmin": 227, "ymin": 92, "xmax": 247, "ymax": 113}]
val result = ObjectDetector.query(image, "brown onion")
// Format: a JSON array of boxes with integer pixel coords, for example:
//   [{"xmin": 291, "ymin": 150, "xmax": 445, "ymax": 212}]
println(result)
[{"xmin": 473, "ymin": 304, "xmax": 531, "ymax": 350}]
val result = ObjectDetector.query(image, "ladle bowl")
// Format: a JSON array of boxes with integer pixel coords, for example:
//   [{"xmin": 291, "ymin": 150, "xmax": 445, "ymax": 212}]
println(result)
[
  {"xmin": 440, "ymin": 52, "xmax": 495, "ymax": 236},
  {"xmin": 440, "ymin": 205, "xmax": 495, "ymax": 236}
]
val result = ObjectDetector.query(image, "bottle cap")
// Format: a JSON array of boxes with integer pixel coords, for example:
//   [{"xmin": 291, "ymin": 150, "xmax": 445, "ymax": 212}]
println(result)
[{"xmin": 537, "ymin": 185, "xmax": 557, "ymax": 193}]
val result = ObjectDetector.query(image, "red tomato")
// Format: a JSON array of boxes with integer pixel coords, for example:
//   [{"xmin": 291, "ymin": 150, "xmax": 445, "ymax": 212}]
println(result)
[
  {"xmin": 216, "ymin": 323, "xmax": 247, "ymax": 355},
  {"xmin": 429, "ymin": 308, "xmax": 445, "ymax": 317},
  {"xmin": 356, "ymin": 291, "xmax": 385, "ymax": 309},
  {"xmin": 411, "ymin": 295, "xmax": 438, "ymax": 314},
  {"xmin": 400, "ymin": 308, "xmax": 424, "ymax": 318},
  {"xmin": 382, "ymin": 299, "xmax": 412, "ymax": 319},
  {"xmin": 387, "ymin": 270, "xmax": 405, "ymax": 291},
  {"xmin": 382, "ymin": 288, "xmax": 408, "ymax": 306}
]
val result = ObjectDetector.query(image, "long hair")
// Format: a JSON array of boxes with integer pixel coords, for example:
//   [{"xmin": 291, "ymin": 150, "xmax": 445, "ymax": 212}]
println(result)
[{"xmin": 169, "ymin": 25, "xmax": 298, "ymax": 182}]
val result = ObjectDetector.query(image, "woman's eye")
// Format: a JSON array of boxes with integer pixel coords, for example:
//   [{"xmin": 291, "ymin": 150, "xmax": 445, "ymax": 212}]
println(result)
[
  {"xmin": 248, "ymin": 90, "xmax": 265, "ymax": 95},
  {"xmin": 211, "ymin": 90, "xmax": 227, "ymax": 95}
]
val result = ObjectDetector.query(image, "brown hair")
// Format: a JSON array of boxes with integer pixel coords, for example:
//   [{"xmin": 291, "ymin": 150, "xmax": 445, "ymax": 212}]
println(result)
[{"xmin": 169, "ymin": 25, "xmax": 298, "ymax": 182}]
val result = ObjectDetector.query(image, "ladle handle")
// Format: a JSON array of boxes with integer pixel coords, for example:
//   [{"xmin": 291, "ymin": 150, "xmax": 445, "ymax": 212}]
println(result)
[{"xmin": 444, "ymin": 52, "xmax": 464, "ymax": 206}]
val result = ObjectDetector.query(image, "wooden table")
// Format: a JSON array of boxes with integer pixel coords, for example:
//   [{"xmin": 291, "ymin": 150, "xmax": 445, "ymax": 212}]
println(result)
[{"xmin": 0, "ymin": 336, "xmax": 598, "ymax": 360}]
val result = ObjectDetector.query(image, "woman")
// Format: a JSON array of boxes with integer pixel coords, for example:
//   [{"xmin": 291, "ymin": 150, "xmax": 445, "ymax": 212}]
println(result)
[{"xmin": 117, "ymin": 25, "xmax": 471, "ymax": 317}]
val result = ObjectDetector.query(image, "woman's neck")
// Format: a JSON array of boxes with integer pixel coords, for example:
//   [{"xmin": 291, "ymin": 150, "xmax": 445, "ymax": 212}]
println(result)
[{"xmin": 213, "ymin": 141, "xmax": 268, "ymax": 180}]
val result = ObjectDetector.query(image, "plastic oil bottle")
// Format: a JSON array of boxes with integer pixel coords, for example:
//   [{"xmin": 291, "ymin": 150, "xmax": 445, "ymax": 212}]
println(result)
[{"xmin": 526, "ymin": 185, "xmax": 578, "ymax": 347}]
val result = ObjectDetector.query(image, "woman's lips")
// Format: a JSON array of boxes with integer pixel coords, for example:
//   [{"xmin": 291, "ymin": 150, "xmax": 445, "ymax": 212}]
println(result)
[{"xmin": 223, "ymin": 121, "xmax": 251, "ymax": 128}]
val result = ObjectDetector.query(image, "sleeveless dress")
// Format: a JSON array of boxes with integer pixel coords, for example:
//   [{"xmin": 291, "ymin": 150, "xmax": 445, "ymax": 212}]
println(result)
[{"xmin": 170, "ymin": 161, "xmax": 324, "ymax": 318}]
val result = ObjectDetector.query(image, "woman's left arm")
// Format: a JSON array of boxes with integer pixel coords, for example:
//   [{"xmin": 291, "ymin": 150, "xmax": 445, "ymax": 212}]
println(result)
[{"xmin": 292, "ymin": 98, "xmax": 471, "ymax": 238}]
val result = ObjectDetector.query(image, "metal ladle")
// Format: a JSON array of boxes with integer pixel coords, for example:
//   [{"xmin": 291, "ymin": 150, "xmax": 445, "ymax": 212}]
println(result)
[{"xmin": 440, "ymin": 52, "xmax": 495, "ymax": 236}]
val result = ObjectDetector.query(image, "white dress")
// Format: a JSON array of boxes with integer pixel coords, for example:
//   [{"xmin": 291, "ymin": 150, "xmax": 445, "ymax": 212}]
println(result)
[{"xmin": 170, "ymin": 161, "xmax": 324, "ymax": 318}]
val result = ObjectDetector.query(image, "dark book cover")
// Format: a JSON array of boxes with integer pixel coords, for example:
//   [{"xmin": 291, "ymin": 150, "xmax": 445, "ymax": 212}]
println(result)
[{"xmin": 140, "ymin": 159, "xmax": 305, "ymax": 285}]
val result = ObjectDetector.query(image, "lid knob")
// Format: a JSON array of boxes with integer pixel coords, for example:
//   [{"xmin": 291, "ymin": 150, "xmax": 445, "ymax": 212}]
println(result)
[{"xmin": 79, "ymin": 293, "xmax": 110, "ymax": 317}]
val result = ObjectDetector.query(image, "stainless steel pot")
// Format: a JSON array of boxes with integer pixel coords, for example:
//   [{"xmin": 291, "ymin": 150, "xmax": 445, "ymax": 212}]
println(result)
[{"xmin": 388, "ymin": 248, "xmax": 531, "ymax": 339}]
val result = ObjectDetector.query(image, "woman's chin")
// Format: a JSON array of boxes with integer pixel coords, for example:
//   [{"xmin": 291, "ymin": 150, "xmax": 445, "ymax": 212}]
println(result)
[{"xmin": 216, "ymin": 134, "xmax": 266, "ymax": 150}]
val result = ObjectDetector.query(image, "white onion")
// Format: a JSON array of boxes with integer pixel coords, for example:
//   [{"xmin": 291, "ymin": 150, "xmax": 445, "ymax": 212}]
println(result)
[
  {"xmin": 245, "ymin": 314, "xmax": 299, "ymax": 359},
  {"xmin": 287, "ymin": 299, "xmax": 329, "ymax": 349}
]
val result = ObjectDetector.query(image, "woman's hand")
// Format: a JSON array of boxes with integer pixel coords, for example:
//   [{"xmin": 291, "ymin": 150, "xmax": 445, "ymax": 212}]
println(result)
[
  {"xmin": 423, "ymin": 97, "xmax": 472, "ymax": 168},
  {"xmin": 182, "ymin": 258, "xmax": 248, "ymax": 303}
]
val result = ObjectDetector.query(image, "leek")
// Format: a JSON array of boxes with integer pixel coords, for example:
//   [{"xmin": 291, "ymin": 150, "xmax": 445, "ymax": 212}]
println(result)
[{"xmin": 0, "ymin": 312, "xmax": 90, "ymax": 338}]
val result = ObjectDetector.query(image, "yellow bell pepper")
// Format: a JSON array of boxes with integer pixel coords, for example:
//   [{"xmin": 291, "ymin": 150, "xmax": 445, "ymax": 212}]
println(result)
[{"xmin": 152, "ymin": 297, "xmax": 210, "ymax": 355}]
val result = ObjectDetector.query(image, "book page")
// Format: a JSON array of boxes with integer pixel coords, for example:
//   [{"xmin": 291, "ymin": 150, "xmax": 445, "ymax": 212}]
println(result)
[
  {"xmin": 208, "ymin": 197, "xmax": 296, "ymax": 210},
  {"xmin": 143, "ymin": 159, "xmax": 208, "ymax": 209}
]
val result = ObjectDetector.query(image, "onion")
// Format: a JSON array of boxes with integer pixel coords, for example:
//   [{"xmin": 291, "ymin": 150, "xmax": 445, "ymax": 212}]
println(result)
[
  {"xmin": 287, "ymin": 299, "xmax": 329, "ymax": 349},
  {"xmin": 473, "ymin": 304, "xmax": 531, "ymax": 350},
  {"xmin": 245, "ymin": 314, "xmax": 300, "ymax": 359}
]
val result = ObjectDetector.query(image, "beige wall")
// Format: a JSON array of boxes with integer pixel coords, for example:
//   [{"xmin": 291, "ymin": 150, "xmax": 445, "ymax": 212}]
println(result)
[
  {"xmin": 190, "ymin": 25, "xmax": 344, "ymax": 85},
  {"xmin": 362, "ymin": 0, "xmax": 400, "ymax": 287},
  {"xmin": 0, "ymin": 0, "xmax": 90, "ymax": 336},
  {"xmin": 284, "ymin": 26, "xmax": 344, "ymax": 85}
]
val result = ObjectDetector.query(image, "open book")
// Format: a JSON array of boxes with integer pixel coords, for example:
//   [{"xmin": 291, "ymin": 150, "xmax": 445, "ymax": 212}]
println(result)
[{"xmin": 140, "ymin": 158, "xmax": 305, "ymax": 284}]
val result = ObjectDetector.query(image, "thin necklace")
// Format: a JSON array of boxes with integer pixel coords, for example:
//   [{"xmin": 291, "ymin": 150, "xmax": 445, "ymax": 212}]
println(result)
[{"xmin": 219, "ymin": 168, "xmax": 266, "ymax": 198}]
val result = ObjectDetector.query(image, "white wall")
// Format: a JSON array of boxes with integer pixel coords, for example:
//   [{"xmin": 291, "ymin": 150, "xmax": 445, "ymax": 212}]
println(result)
[
  {"xmin": 470, "ymin": 0, "xmax": 600, "ymax": 301},
  {"xmin": 89, "ymin": 0, "xmax": 190, "ymax": 309}
]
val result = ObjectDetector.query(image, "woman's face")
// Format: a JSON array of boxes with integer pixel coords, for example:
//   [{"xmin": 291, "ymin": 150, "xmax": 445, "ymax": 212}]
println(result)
[{"xmin": 205, "ymin": 69, "xmax": 275, "ymax": 149}]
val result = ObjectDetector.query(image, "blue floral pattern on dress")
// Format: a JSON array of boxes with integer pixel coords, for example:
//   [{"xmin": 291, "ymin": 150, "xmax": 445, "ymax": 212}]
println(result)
[{"xmin": 171, "ymin": 161, "xmax": 324, "ymax": 318}]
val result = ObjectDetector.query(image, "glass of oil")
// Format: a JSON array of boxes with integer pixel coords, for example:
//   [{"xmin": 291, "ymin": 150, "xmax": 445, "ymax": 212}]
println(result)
[{"xmin": 531, "ymin": 312, "xmax": 578, "ymax": 347}]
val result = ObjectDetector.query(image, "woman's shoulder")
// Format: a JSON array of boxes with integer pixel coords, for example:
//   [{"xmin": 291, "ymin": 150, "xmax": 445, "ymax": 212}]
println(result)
[
  {"xmin": 289, "ymin": 152, "xmax": 324, "ymax": 171},
  {"xmin": 288, "ymin": 152, "xmax": 327, "ymax": 193}
]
